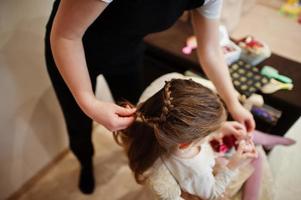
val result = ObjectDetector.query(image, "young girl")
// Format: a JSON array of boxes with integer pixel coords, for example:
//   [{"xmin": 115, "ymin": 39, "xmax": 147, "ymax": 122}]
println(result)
[
  {"xmin": 113, "ymin": 78, "xmax": 250, "ymax": 199},
  {"xmin": 114, "ymin": 78, "xmax": 293, "ymax": 200}
]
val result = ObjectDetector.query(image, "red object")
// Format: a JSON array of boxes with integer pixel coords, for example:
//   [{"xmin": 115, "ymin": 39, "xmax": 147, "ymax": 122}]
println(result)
[
  {"xmin": 210, "ymin": 139, "xmax": 221, "ymax": 152},
  {"xmin": 246, "ymin": 40, "xmax": 263, "ymax": 48},
  {"xmin": 237, "ymin": 36, "xmax": 264, "ymax": 49},
  {"xmin": 179, "ymin": 143, "xmax": 190, "ymax": 149},
  {"xmin": 210, "ymin": 134, "xmax": 238, "ymax": 153},
  {"xmin": 223, "ymin": 135, "xmax": 238, "ymax": 150}
]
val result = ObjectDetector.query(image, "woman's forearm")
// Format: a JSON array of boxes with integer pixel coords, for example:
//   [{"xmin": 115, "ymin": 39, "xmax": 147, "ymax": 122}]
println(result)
[
  {"xmin": 49, "ymin": 0, "xmax": 108, "ymax": 116},
  {"xmin": 198, "ymin": 48, "xmax": 240, "ymax": 110},
  {"xmin": 50, "ymin": 34, "xmax": 95, "ymax": 115},
  {"xmin": 191, "ymin": 11, "xmax": 240, "ymax": 110}
]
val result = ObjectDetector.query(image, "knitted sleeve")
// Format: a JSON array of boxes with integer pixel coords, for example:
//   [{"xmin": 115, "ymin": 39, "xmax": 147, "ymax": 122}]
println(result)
[{"xmin": 147, "ymin": 162, "xmax": 183, "ymax": 200}]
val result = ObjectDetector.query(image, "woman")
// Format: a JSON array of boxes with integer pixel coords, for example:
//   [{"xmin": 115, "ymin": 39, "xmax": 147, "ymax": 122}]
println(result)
[{"xmin": 45, "ymin": 0, "xmax": 255, "ymax": 194}]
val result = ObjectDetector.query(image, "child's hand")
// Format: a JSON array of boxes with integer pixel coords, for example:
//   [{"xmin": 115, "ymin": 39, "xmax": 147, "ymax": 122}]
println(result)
[
  {"xmin": 213, "ymin": 157, "xmax": 229, "ymax": 174},
  {"xmin": 227, "ymin": 140, "xmax": 258, "ymax": 170},
  {"xmin": 221, "ymin": 121, "xmax": 250, "ymax": 141}
]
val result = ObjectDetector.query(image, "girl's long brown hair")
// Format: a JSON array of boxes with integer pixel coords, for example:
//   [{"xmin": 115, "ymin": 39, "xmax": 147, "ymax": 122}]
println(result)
[{"xmin": 114, "ymin": 79, "xmax": 226, "ymax": 184}]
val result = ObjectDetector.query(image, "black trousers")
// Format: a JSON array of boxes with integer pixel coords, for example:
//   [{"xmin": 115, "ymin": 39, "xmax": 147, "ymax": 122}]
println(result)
[{"xmin": 44, "ymin": 28, "xmax": 144, "ymax": 168}]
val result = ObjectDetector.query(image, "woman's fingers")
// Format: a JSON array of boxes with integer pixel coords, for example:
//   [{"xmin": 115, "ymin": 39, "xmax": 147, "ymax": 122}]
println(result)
[
  {"xmin": 115, "ymin": 105, "xmax": 136, "ymax": 116},
  {"xmin": 222, "ymin": 121, "xmax": 248, "ymax": 141},
  {"xmin": 115, "ymin": 116, "xmax": 136, "ymax": 130},
  {"xmin": 244, "ymin": 117, "xmax": 256, "ymax": 133},
  {"xmin": 111, "ymin": 105, "xmax": 137, "ymax": 130},
  {"xmin": 230, "ymin": 122, "xmax": 249, "ymax": 140}
]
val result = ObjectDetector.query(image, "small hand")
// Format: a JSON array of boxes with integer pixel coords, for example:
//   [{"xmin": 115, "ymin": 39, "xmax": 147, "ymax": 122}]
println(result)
[
  {"xmin": 221, "ymin": 121, "xmax": 249, "ymax": 141},
  {"xmin": 227, "ymin": 140, "xmax": 258, "ymax": 170},
  {"xmin": 228, "ymin": 102, "xmax": 256, "ymax": 133}
]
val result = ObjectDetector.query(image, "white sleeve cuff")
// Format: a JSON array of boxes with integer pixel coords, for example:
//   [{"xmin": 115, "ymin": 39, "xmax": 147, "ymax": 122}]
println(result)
[
  {"xmin": 197, "ymin": 0, "xmax": 223, "ymax": 19},
  {"xmin": 207, "ymin": 166, "xmax": 238, "ymax": 200},
  {"xmin": 101, "ymin": 0, "xmax": 112, "ymax": 3}
]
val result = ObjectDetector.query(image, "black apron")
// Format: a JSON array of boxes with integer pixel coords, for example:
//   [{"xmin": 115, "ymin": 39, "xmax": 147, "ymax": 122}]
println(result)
[
  {"xmin": 46, "ymin": 0, "xmax": 205, "ymax": 74},
  {"xmin": 43, "ymin": 0, "xmax": 207, "ymax": 165}
]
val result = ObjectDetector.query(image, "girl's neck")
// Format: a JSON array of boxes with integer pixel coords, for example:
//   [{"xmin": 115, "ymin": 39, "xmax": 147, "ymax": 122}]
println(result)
[{"xmin": 173, "ymin": 145, "xmax": 201, "ymax": 159}]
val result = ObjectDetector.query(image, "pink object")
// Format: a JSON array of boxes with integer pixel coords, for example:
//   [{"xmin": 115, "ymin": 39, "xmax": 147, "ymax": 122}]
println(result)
[
  {"xmin": 182, "ymin": 46, "xmax": 192, "ymax": 54},
  {"xmin": 219, "ymin": 144, "xmax": 229, "ymax": 153},
  {"xmin": 182, "ymin": 36, "xmax": 197, "ymax": 55}
]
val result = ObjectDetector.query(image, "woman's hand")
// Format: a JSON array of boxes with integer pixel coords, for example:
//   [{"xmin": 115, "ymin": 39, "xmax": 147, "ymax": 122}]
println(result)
[
  {"xmin": 92, "ymin": 101, "xmax": 136, "ymax": 132},
  {"xmin": 228, "ymin": 101, "xmax": 255, "ymax": 133},
  {"xmin": 209, "ymin": 121, "xmax": 248, "ymax": 148},
  {"xmin": 84, "ymin": 97, "xmax": 136, "ymax": 131}
]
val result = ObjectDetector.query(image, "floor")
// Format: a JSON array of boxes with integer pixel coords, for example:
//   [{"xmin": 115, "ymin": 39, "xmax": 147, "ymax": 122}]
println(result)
[
  {"xmin": 14, "ymin": 3, "xmax": 301, "ymax": 200},
  {"xmin": 17, "ymin": 125, "xmax": 154, "ymax": 200},
  {"xmin": 231, "ymin": 3, "xmax": 301, "ymax": 63}
]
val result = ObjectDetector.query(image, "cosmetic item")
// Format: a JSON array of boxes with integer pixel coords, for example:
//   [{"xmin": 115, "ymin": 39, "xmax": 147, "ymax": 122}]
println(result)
[
  {"xmin": 242, "ymin": 93, "xmax": 264, "ymax": 111},
  {"xmin": 251, "ymin": 104, "xmax": 282, "ymax": 126},
  {"xmin": 182, "ymin": 36, "xmax": 197, "ymax": 55},
  {"xmin": 261, "ymin": 78, "xmax": 293, "ymax": 94},
  {"xmin": 229, "ymin": 60, "xmax": 269, "ymax": 97},
  {"xmin": 261, "ymin": 66, "xmax": 292, "ymax": 83}
]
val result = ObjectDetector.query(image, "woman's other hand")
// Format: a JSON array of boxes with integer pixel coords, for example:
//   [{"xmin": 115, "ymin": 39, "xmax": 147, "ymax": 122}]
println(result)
[{"xmin": 228, "ymin": 101, "xmax": 255, "ymax": 133}]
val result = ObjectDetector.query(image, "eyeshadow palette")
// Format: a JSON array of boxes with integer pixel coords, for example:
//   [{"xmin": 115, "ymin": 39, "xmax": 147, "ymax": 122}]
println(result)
[{"xmin": 229, "ymin": 60, "xmax": 269, "ymax": 97}]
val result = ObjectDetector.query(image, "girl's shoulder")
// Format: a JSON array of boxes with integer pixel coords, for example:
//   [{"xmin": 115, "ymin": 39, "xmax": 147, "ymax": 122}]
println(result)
[
  {"xmin": 147, "ymin": 159, "xmax": 182, "ymax": 200},
  {"xmin": 161, "ymin": 142, "xmax": 216, "ymax": 178},
  {"xmin": 170, "ymin": 142, "xmax": 215, "ymax": 165}
]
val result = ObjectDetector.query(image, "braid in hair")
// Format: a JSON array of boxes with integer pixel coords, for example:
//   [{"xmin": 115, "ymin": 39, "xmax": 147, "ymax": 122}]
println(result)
[
  {"xmin": 136, "ymin": 80, "xmax": 174, "ymax": 126},
  {"xmin": 160, "ymin": 80, "xmax": 174, "ymax": 122},
  {"xmin": 136, "ymin": 111, "xmax": 160, "ymax": 126},
  {"xmin": 134, "ymin": 80, "xmax": 174, "ymax": 144}
]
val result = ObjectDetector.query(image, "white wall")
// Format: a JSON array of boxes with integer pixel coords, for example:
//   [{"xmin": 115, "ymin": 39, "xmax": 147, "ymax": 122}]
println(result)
[{"xmin": 0, "ymin": 0, "xmax": 67, "ymax": 199}]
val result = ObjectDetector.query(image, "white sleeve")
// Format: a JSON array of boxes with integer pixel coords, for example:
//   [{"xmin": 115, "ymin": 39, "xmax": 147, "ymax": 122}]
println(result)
[
  {"xmin": 188, "ymin": 166, "xmax": 237, "ymax": 200},
  {"xmin": 197, "ymin": 0, "xmax": 223, "ymax": 19},
  {"xmin": 101, "ymin": 0, "xmax": 113, "ymax": 3}
]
